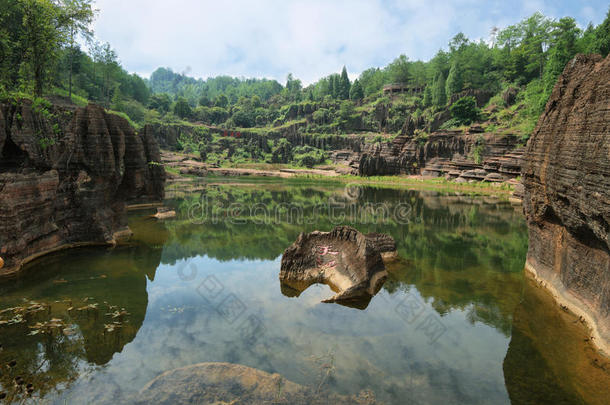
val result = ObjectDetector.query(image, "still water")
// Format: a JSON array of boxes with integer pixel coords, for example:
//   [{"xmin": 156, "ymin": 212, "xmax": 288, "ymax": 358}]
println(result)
[{"xmin": 0, "ymin": 180, "xmax": 608, "ymax": 404}]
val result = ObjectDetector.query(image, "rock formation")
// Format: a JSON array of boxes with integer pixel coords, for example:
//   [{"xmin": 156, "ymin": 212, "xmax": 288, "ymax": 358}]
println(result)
[
  {"xmin": 0, "ymin": 101, "xmax": 165, "ymax": 277},
  {"xmin": 353, "ymin": 130, "xmax": 523, "ymax": 181},
  {"xmin": 522, "ymin": 54, "xmax": 610, "ymax": 355},
  {"xmin": 280, "ymin": 226, "xmax": 394, "ymax": 308}
]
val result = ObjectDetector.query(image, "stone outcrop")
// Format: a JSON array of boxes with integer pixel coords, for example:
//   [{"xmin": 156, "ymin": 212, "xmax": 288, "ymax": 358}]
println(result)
[
  {"xmin": 0, "ymin": 101, "xmax": 165, "ymax": 277},
  {"xmin": 522, "ymin": 54, "xmax": 610, "ymax": 355},
  {"xmin": 354, "ymin": 130, "xmax": 523, "ymax": 182},
  {"xmin": 280, "ymin": 226, "xmax": 394, "ymax": 308}
]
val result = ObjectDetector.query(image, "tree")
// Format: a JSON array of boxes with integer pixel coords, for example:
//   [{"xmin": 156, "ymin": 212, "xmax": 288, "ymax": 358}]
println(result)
[
  {"xmin": 445, "ymin": 62, "xmax": 463, "ymax": 98},
  {"xmin": 199, "ymin": 95, "xmax": 210, "ymax": 107},
  {"xmin": 450, "ymin": 96, "xmax": 479, "ymax": 125},
  {"xmin": 149, "ymin": 93, "xmax": 171, "ymax": 113},
  {"xmin": 97, "ymin": 42, "xmax": 118, "ymax": 106},
  {"xmin": 59, "ymin": 0, "xmax": 95, "ymax": 98},
  {"xmin": 339, "ymin": 66, "xmax": 351, "ymax": 99},
  {"xmin": 422, "ymin": 84, "xmax": 432, "ymax": 107},
  {"xmin": 214, "ymin": 93, "xmax": 228, "ymax": 107},
  {"xmin": 174, "ymin": 97, "xmax": 192, "ymax": 119},
  {"xmin": 432, "ymin": 72, "xmax": 446, "ymax": 107},
  {"xmin": 387, "ymin": 54, "xmax": 410, "ymax": 84},
  {"xmin": 593, "ymin": 7, "xmax": 610, "ymax": 56},
  {"xmin": 349, "ymin": 79, "xmax": 364, "ymax": 101},
  {"xmin": 20, "ymin": 0, "xmax": 64, "ymax": 96}
]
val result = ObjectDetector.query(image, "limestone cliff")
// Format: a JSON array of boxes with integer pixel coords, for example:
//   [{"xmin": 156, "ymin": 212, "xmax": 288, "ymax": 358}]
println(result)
[
  {"xmin": 0, "ymin": 101, "xmax": 165, "ymax": 276},
  {"xmin": 522, "ymin": 54, "xmax": 610, "ymax": 355}
]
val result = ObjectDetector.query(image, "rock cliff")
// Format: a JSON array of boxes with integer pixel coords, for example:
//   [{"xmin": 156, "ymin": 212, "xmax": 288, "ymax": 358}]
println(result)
[
  {"xmin": 0, "ymin": 101, "xmax": 165, "ymax": 276},
  {"xmin": 522, "ymin": 54, "xmax": 610, "ymax": 355}
]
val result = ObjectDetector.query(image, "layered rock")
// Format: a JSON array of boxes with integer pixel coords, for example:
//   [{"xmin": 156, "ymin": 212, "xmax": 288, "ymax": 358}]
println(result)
[
  {"xmin": 280, "ymin": 226, "xmax": 394, "ymax": 308},
  {"xmin": 522, "ymin": 54, "xmax": 610, "ymax": 355},
  {"xmin": 356, "ymin": 130, "xmax": 523, "ymax": 182},
  {"xmin": 0, "ymin": 101, "xmax": 165, "ymax": 276}
]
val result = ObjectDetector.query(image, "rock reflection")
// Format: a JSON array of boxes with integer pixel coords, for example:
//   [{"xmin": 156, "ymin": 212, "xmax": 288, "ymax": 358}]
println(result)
[
  {"xmin": 503, "ymin": 275, "xmax": 610, "ymax": 405},
  {"xmin": 0, "ymin": 212, "xmax": 166, "ymax": 403}
]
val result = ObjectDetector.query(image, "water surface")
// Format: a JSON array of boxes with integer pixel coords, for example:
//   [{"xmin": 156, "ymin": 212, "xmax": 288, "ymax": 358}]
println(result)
[{"xmin": 0, "ymin": 180, "xmax": 607, "ymax": 404}]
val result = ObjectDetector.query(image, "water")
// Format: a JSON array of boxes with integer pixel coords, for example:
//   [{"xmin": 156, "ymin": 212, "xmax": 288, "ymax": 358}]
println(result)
[{"xmin": 0, "ymin": 180, "xmax": 607, "ymax": 404}]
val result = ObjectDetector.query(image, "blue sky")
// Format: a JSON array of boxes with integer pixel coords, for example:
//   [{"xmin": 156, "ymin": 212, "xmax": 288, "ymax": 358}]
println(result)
[{"xmin": 92, "ymin": 0, "xmax": 608, "ymax": 84}]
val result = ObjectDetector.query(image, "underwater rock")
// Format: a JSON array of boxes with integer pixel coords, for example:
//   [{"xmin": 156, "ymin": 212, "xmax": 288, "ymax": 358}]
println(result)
[
  {"xmin": 136, "ymin": 362, "xmax": 378, "ymax": 405},
  {"xmin": 280, "ymin": 226, "xmax": 394, "ymax": 308}
]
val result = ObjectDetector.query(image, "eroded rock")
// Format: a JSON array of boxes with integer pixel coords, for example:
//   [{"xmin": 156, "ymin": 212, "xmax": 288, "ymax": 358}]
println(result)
[
  {"xmin": 0, "ymin": 102, "xmax": 165, "ymax": 276},
  {"xmin": 522, "ymin": 54, "xmax": 610, "ymax": 355},
  {"xmin": 280, "ymin": 226, "xmax": 394, "ymax": 308}
]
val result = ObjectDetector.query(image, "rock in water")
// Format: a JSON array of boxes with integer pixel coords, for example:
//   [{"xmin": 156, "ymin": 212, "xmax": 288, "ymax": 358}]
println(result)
[
  {"xmin": 522, "ymin": 54, "xmax": 610, "ymax": 355},
  {"xmin": 136, "ymin": 362, "xmax": 377, "ymax": 405},
  {"xmin": 280, "ymin": 226, "xmax": 395, "ymax": 308}
]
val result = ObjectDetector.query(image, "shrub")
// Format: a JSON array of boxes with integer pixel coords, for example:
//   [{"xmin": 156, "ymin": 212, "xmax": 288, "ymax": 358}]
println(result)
[{"xmin": 449, "ymin": 96, "xmax": 479, "ymax": 125}]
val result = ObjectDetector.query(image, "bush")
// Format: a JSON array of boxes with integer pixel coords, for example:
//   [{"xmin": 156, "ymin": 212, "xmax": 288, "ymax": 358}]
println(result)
[{"xmin": 449, "ymin": 96, "xmax": 479, "ymax": 125}]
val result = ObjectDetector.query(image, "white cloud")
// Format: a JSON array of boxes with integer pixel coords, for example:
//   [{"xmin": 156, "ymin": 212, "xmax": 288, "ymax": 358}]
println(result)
[{"xmin": 92, "ymin": 0, "xmax": 605, "ymax": 84}]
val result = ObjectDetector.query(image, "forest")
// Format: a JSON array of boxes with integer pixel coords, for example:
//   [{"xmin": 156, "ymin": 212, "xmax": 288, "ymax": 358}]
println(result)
[{"xmin": 1, "ymin": 0, "xmax": 610, "ymax": 152}]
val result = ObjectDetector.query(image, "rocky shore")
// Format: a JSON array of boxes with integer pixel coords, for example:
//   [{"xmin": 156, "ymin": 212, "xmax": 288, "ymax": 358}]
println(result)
[
  {"xmin": 0, "ymin": 101, "xmax": 165, "ymax": 277},
  {"xmin": 522, "ymin": 54, "xmax": 610, "ymax": 355}
]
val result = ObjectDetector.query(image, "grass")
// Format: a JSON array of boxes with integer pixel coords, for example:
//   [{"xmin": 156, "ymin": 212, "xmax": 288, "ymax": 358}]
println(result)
[{"xmin": 182, "ymin": 170, "xmax": 515, "ymax": 197}]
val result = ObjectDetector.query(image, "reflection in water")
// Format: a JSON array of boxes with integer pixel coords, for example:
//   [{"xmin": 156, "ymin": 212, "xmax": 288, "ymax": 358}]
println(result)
[
  {"xmin": 0, "ymin": 180, "xmax": 607, "ymax": 404},
  {"xmin": 503, "ymin": 275, "xmax": 610, "ymax": 405},
  {"xmin": 0, "ymin": 215, "xmax": 167, "ymax": 403}
]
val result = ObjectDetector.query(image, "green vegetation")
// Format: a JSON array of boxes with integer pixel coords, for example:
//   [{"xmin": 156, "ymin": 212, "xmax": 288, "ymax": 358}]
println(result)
[
  {"xmin": 2, "ymin": 2, "xmax": 610, "ymax": 167},
  {"xmin": 450, "ymin": 96, "xmax": 480, "ymax": 125}
]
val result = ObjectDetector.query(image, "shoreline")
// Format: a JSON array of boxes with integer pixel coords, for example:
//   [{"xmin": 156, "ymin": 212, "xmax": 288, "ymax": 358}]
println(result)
[
  {"xmin": 525, "ymin": 260, "xmax": 610, "ymax": 357},
  {"xmin": 0, "ymin": 228, "xmax": 133, "ymax": 281}
]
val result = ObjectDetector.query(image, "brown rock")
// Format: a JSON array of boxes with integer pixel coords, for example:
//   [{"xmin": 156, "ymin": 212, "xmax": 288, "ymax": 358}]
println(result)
[
  {"xmin": 522, "ymin": 54, "xmax": 610, "ymax": 355},
  {"xmin": 279, "ymin": 226, "xmax": 392, "ymax": 308},
  {"xmin": 0, "ymin": 102, "xmax": 165, "ymax": 276}
]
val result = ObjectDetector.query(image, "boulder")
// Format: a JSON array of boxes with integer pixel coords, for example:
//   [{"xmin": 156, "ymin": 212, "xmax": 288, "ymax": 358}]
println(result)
[{"xmin": 280, "ymin": 226, "xmax": 394, "ymax": 308}]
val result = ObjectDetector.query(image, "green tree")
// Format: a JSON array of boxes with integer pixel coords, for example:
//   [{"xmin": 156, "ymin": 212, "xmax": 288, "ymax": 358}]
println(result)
[
  {"xmin": 349, "ymin": 79, "xmax": 364, "ymax": 101},
  {"xmin": 59, "ymin": 0, "xmax": 95, "ymax": 98},
  {"xmin": 432, "ymin": 72, "xmax": 446, "ymax": 107},
  {"xmin": 20, "ymin": 0, "xmax": 64, "ymax": 96},
  {"xmin": 339, "ymin": 66, "xmax": 351, "ymax": 99},
  {"xmin": 593, "ymin": 7, "xmax": 610, "ymax": 56},
  {"xmin": 148, "ymin": 93, "xmax": 171, "ymax": 113},
  {"xmin": 387, "ymin": 54, "xmax": 411, "ymax": 84},
  {"xmin": 445, "ymin": 62, "xmax": 463, "ymax": 98},
  {"xmin": 214, "ymin": 93, "xmax": 228, "ymax": 107},
  {"xmin": 174, "ymin": 97, "xmax": 192, "ymax": 119},
  {"xmin": 422, "ymin": 84, "xmax": 432, "ymax": 107},
  {"xmin": 450, "ymin": 96, "xmax": 479, "ymax": 125}
]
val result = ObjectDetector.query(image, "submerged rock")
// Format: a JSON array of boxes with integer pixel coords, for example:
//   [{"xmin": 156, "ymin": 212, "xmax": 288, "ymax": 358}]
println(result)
[
  {"xmin": 522, "ymin": 54, "xmax": 610, "ymax": 355},
  {"xmin": 280, "ymin": 226, "xmax": 395, "ymax": 308},
  {"xmin": 136, "ymin": 362, "xmax": 378, "ymax": 405}
]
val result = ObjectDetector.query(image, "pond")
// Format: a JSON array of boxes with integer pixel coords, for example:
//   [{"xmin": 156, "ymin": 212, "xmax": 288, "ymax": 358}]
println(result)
[{"xmin": 0, "ymin": 180, "xmax": 607, "ymax": 404}]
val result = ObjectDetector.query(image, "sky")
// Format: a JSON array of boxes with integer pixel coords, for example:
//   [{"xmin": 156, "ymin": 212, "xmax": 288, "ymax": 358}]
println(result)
[{"xmin": 92, "ymin": 0, "xmax": 608, "ymax": 84}]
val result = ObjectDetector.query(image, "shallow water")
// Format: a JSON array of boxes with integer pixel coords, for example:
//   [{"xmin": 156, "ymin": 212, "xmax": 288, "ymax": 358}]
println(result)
[{"xmin": 0, "ymin": 181, "xmax": 608, "ymax": 404}]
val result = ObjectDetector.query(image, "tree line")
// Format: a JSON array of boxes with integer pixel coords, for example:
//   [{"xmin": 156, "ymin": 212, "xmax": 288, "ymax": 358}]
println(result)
[{"xmin": 1, "ymin": 1, "xmax": 609, "ymax": 133}]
